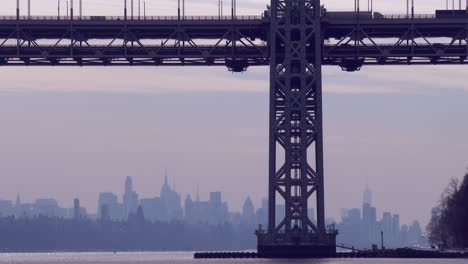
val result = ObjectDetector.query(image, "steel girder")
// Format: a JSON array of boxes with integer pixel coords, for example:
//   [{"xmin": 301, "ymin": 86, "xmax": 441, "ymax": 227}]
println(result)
[
  {"xmin": 323, "ymin": 18, "xmax": 468, "ymax": 70},
  {"xmin": 256, "ymin": 0, "xmax": 336, "ymax": 251},
  {"xmin": 1, "ymin": 17, "xmax": 468, "ymax": 68},
  {"xmin": 0, "ymin": 18, "xmax": 267, "ymax": 69}
]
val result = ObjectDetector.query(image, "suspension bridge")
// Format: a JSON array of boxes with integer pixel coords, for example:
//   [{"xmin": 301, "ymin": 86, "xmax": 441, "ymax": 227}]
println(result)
[{"xmin": 2, "ymin": 0, "xmax": 468, "ymax": 258}]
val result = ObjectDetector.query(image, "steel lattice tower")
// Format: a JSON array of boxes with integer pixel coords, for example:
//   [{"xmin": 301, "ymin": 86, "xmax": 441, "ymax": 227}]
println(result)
[{"xmin": 256, "ymin": 0, "xmax": 337, "ymax": 257}]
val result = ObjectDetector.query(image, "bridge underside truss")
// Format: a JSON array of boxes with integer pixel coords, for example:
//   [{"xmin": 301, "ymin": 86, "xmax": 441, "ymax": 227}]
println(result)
[
  {"xmin": 1, "ymin": 18, "xmax": 468, "ymax": 69},
  {"xmin": 0, "ymin": 19, "xmax": 267, "ymax": 70},
  {"xmin": 323, "ymin": 19, "xmax": 468, "ymax": 70}
]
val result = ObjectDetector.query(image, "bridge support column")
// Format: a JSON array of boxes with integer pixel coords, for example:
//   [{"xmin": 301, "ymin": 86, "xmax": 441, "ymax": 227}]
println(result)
[{"xmin": 256, "ymin": 0, "xmax": 337, "ymax": 258}]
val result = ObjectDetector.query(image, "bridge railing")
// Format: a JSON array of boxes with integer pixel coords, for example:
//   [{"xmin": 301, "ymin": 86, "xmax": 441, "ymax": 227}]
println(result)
[
  {"xmin": 0, "ymin": 44, "xmax": 267, "ymax": 48},
  {"xmin": 376, "ymin": 14, "xmax": 436, "ymax": 19},
  {"xmin": 0, "ymin": 15, "xmax": 264, "ymax": 21}
]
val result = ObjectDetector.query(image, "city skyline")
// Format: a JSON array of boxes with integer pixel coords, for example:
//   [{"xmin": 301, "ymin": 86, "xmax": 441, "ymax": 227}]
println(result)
[
  {"xmin": 1, "ymin": 176, "xmax": 427, "ymax": 250},
  {"xmin": 1, "ymin": 174, "xmax": 424, "ymax": 225}
]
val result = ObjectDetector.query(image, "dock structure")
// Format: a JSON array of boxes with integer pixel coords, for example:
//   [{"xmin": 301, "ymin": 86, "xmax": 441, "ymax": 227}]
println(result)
[{"xmin": 194, "ymin": 249, "xmax": 468, "ymax": 259}]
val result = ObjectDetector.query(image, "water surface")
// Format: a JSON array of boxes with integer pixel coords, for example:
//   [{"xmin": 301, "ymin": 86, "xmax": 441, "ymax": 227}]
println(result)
[{"xmin": 0, "ymin": 252, "xmax": 466, "ymax": 264}]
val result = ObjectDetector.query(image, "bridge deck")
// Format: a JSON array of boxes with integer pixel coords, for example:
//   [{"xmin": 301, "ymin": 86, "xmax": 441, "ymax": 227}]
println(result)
[{"xmin": 0, "ymin": 14, "xmax": 467, "ymax": 68}]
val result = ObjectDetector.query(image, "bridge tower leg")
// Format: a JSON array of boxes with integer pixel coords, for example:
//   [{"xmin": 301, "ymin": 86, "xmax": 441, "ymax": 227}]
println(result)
[{"xmin": 256, "ymin": 0, "xmax": 337, "ymax": 258}]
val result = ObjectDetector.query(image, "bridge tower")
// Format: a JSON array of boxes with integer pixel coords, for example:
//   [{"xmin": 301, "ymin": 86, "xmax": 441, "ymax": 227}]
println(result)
[{"xmin": 256, "ymin": 0, "xmax": 337, "ymax": 257}]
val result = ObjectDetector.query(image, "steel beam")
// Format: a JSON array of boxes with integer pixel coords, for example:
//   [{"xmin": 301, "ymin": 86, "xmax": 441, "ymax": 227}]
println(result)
[{"xmin": 256, "ymin": 0, "xmax": 337, "ymax": 258}]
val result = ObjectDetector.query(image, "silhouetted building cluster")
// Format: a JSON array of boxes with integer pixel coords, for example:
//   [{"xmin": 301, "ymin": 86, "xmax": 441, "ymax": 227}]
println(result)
[
  {"xmin": 97, "ymin": 175, "xmax": 183, "ymax": 222},
  {"xmin": 0, "ymin": 195, "xmax": 87, "ymax": 220},
  {"xmin": 335, "ymin": 187, "xmax": 427, "ymax": 249},
  {"xmin": 0, "ymin": 173, "xmax": 271, "ymax": 230},
  {"xmin": 0, "ymin": 175, "xmax": 428, "ymax": 252},
  {"xmin": 0, "ymin": 173, "xmax": 261, "ymax": 252},
  {"xmin": 185, "ymin": 191, "xmax": 229, "ymax": 225},
  {"xmin": 0, "ymin": 214, "xmax": 256, "ymax": 252}
]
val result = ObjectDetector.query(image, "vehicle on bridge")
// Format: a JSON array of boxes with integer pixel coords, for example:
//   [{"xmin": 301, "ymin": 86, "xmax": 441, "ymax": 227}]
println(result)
[
  {"xmin": 436, "ymin": 9, "xmax": 468, "ymax": 19},
  {"xmin": 323, "ymin": 11, "xmax": 383, "ymax": 20}
]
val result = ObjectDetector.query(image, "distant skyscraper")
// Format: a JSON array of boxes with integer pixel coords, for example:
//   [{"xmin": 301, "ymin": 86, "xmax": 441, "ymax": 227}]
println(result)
[
  {"xmin": 400, "ymin": 224, "xmax": 409, "ymax": 246},
  {"xmin": 408, "ymin": 221, "xmax": 423, "ymax": 245},
  {"xmin": 73, "ymin": 198, "xmax": 80, "ymax": 220},
  {"xmin": 209, "ymin": 192, "xmax": 229, "ymax": 224},
  {"xmin": 184, "ymin": 195, "xmax": 195, "ymax": 221},
  {"xmin": 382, "ymin": 212, "xmax": 393, "ymax": 248},
  {"xmin": 241, "ymin": 196, "xmax": 255, "ymax": 227},
  {"xmin": 184, "ymin": 191, "xmax": 229, "ymax": 225},
  {"xmin": 34, "ymin": 198, "xmax": 59, "ymax": 217},
  {"xmin": 140, "ymin": 197, "xmax": 165, "ymax": 222},
  {"xmin": 98, "ymin": 192, "xmax": 123, "ymax": 220},
  {"xmin": 362, "ymin": 204, "xmax": 372, "ymax": 242},
  {"xmin": 160, "ymin": 172, "xmax": 183, "ymax": 221},
  {"xmin": 392, "ymin": 214, "xmax": 400, "ymax": 247},
  {"xmin": 0, "ymin": 199, "xmax": 13, "ymax": 217},
  {"xmin": 210, "ymin": 192, "xmax": 222, "ymax": 204},
  {"xmin": 347, "ymin": 208, "xmax": 361, "ymax": 226},
  {"xmin": 15, "ymin": 194, "xmax": 20, "ymax": 207},
  {"xmin": 363, "ymin": 186, "xmax": 372, "ymax": 206},
  {"xmin": 341, "ymin": 208, "xmax": 350, "ymax": 222},
  {"xmin": 256, "ymin": 198, "xmax": 268, "ymax": 227},
  {"xmin": 14, "ymin": 194, "xmax": 21, "ymax": 217},
  {"xmin": 123, "ymin": 176, "xmax": 139, "ymax": 219},
  {"xmin": 100, "ymin": 204, "xmax": 110, "ymax": 220}
]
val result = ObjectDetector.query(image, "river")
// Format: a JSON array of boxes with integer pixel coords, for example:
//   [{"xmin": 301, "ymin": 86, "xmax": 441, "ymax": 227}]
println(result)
[{"xmin": 0, "ymin": 252, "xmax": 466, "ymax": 264}]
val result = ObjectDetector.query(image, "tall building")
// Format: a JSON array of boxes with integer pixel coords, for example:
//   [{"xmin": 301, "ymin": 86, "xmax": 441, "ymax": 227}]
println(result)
[
  {"xmin": 74, "ymin": 198, "xmax": 80, "ymax": 220},
  {"xmin": 184, "ymin": 195, "xmax": 195, "ymax": 221},
  {"xmin": 363, "ymin": 187, "xmax": 372, "ymax": 206},
  {"xmin": 381, "ymin": 212, "xmax": 393, "ymax": 248},
  {"xmin": 392, "ymin": 214, "xmax": 401, "ymax": 247},
  {"xmin": 362, "ymin": 203, "xmax": 372, "ymax": 245},
  {"xmin": 0, "ymin": 200, "xmax": 13, "ymax": 217},
  {"xmin": 362, "ymin": 186, "xmax": 378, "ymax": 248},
  {"xmin": 241, "ymin": 196, "xmax": 255, "ymax": 227},
  {"xmin": 341, "ymin": 208, "xmax": 350, "ymax": 222},
  {"xmin": 338, "ymin": 208, "xmax": 363, "ymax": 248},
  {"xmin": 348, "ymin": 208, "xmax": 361, "ymax": 225},
  {"xmin": 98, "ymin": 192, "xmax": 123, "ymax": 220},
  {"xmin": 255, "ymin": 198, "xmax": 268, "ymax": 228},
  {"xmin": 400, "ymin": 224, "xmax": 409, "ymax": 246},
  {"xmin": 184, "ymin": 191, "xmax": 229, "ymax": 225},
  {"xmin": 208, "ymin": 192, "xmax": 229, "ymax": 224},
  {"xmin": 123, "ymin": 176, "xmax": 139, "ymax": 219},
  {"xmin": 160, "ymin": 174, "xmax": 183, "ymax": 221},
  {"xmin": 34, "ymin": 198, "xmax": 59, "ymax": 217},
  {"xmin": 100, "ymin": 204, "xmax": 111, "ymax": 220},
  {"xmin": 408, "ymin": 221, "xmax": 423, "ymax": 245},
  {"xmin": 15, "ymin": 194, "xmax": 20, "ymax": 206},
  {"xmin": 210, "ymin": 192, "xmax": 221, "ymax": 204},
  {"xmin": 140, "ymin": 197, "xmax": 165, "ymax": 222}
]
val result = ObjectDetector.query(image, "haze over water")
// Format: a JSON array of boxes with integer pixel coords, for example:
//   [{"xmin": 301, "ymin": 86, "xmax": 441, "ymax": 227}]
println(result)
[{"xmin": 0, "ymin": 252, "xmax": 466, "ymax": 264}]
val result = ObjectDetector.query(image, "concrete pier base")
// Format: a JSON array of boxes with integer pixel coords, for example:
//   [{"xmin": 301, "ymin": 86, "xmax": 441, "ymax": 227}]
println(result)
[{"xmin": 257, "ymin": 244, "xmax": 336, "ymax": 258}]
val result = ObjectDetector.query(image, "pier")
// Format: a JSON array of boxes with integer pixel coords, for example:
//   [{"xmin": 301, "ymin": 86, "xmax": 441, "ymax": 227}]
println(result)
[{"xmin": 195, "ymin": 248, "xmax": 468, "ymax": 259}]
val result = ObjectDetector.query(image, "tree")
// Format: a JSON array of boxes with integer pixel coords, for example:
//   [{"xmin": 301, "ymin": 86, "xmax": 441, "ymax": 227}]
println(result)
[{"xmin": 427, "ymin": 172, "xmax": 468, "ymax": 249}]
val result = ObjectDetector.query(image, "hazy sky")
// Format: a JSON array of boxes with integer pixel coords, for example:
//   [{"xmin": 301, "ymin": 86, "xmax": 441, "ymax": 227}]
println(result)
[{"xmin": 1, "ymin": 0, "xmax": 468, "ymax": 227}]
